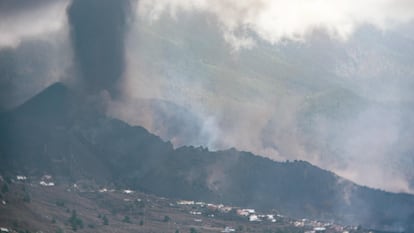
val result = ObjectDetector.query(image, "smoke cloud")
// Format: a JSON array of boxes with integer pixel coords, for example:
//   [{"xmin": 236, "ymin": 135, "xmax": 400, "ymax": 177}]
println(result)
[
  {"xmin": 113, "ymin": 3, "xmax": 414, "ymax": 194},
  {"xmin": 67, "ymin": 0, "xmax": 132, "ymax": 98}
]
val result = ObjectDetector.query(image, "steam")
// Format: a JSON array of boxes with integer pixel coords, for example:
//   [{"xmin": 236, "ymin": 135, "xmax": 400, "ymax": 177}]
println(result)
[
  {"xmin": 114, "ymin": 2, "xmax": 414, "ymax": 194},
  {"xmin": 137, "ymin": 0, "xmax": 414, "ymax": 49}
]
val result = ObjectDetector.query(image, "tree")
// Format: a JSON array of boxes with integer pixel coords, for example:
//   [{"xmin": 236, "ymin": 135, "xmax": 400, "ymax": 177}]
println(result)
[
  {"xmin": 139, "ymin": 219, "xmax": 144, "ymax": 226},
  {"xmin": 68, "ymin": 209, "xmax": 84, "ymax": 231},
  {"xmin": 163, "ymin": 215, "xmax": 170, "ymax": 222},
  {"xmin": 1, "ymin": 183, "xmax": 9, "ymax": 193},
  {"xmin": 190, "ymin": 228, "xmax": 198, "ymax": 233},
  {"xmin": 122, "ymin": 215, "xmax": 131, "ymax": 223},
  {"xmin": 102, "ymin": 215, "xmax": 109, "ymax": 225},
  {"xmin": 55, "ymin": 200, "xmax": 65, "ymax": 207},
  {"xmin": 237, "ymin": 225, "xmax": 244, "ymax": 232},
  {"xmin": 23, "ymin": 193, "xmax": 31, "ymax": 203}
]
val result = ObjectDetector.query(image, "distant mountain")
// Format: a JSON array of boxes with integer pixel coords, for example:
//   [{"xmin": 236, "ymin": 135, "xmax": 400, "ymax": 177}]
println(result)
[{"xmin": 1, "ymin": 83, "xmax": 414, "ymax": 232}]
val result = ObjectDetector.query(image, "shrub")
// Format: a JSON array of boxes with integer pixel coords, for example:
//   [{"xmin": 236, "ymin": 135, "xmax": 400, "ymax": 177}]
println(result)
[
  {"xmin": 55, "ymin": 200, "xmax": 65, "ymax": 207},
  {"xmin": 68, "ymin": 210, "xmax": 84, "ymax": 231},
  {"xmin": 103, "ymin": 215, "xmax": 109, "ymax": 225},
  {"xmin": 23, "ymin": 193, "xmax": 31, "ymax": 203},
  {"xmin": 1, "ymin": 183, "xmax": 9, "ymax": 193},
  {"xmin": 122, "ymin": 215, "xmax": 131, "ymax": 223},
  {"xmin": 163, "ymin": 215, "xmax": 170, "ymax": 222}
]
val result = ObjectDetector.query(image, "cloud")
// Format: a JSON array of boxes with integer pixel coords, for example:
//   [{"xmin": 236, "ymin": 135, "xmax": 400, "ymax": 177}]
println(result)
[
  {"xmin": 0, "ymin": 0, "xmax": 70, "ymax": 48},
  {"xmin": 0, "ymin": 0, "xmax": 73, "ymax": 110},
  {"xmin": 137, "ymin": 0, "xmax": 414, "ymax": 48}
]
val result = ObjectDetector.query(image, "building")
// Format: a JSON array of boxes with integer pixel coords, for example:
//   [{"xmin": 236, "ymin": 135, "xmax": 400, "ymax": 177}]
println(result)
[
  {"xmin": 249, "ymin": 214, "xmax": 261, "ymax": 222},
  {"xmin": 314, "ymin": 227, "xmax": 326, "ymax": 232},
  {"xmin": 222, "ymin": 227, "xmax": 236, "ymax": 233},
  {"xmin": 40, "ymin": 181, "xmax": 55, "ymax": 186},
  {"xmin": 16, "ymin": 176, "xmax": 27, "ymax": 181}
]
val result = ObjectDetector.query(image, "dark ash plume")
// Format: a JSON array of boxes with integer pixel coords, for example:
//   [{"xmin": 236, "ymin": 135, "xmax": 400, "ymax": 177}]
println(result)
[{"xmin": 67, "ymin": 0, "xmax": 131, "ymax": 98}]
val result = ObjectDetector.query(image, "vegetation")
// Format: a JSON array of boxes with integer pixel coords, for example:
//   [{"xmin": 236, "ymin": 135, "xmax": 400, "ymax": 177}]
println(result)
[
  {"xmin": 55, "ymin": 200, "xmax": 65, "ymax": 207},
  {"xmin": 18, "ymin": 230, "xmax": 31, "ymax": 233},
  {"xmin": 102, "ymin": 215, "xmax": 109, "ymax": 225},
  {"xmin": 135, "ymin": 199, "xmax": 145, "ymax": 208},
  {"xmin": 1, "ymin": 183, "xmax": 9, "ymax": 193},
  {"xmin": 4, "ymin": 176, "xmax": 12, "ymax": 184},
  {"xmin": 163, "ymin": 215, "xmax": 170, "ymax": 222},
  {"xmin": 68, "ymin": 210, "xmax": 83, "ymax": 231},
  {"xmin": 122, "ymin": 215, "xmax": 131, "ymax": 223},
  {"xmin": 23, "ymin": 192, "xmax": 31, "ymax": 203}
]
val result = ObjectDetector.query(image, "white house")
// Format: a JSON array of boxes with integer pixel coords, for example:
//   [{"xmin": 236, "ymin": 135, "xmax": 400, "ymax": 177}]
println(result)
[
  {"xmin": 99, "ymin": 188, "xmax": 108, "ymax": 193},
  {"xmin": 249, "ymin": 214, "xmax": 260, "ymax": 222},
  {"xmin": 177, "ymin": 200, "xmax": 194, "ymax": 205},
  {"xmin": 314, "ymin": 227, "xmax": 326, "ymax": 232},
  {"xmin": 16, "ymin": 176, "xmax": 27, "ymax": 181},
  {"xmin": 243, "ymin": 209, "xmax": 255, "ymax": 214},
  {"xmin": 221, "ymin": 227, "xmax": 235, "ymax": 233},
  {"xmin": 123, "ymin": 189, "xmax": 134, "ymax": 194},
  {"xmin": 236, "ymin": 209, "xmax": 249, "ymax": 216},
  {"xmin": 40, "ymin": 181, "xmax": 55, "ymax": 186}
]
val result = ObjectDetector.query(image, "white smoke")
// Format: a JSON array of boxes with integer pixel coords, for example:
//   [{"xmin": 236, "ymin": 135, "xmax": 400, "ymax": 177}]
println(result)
[
  {"xmin": 119, "ymin": 0, "xmax": 414, "ymax": 194},
  {"xmin": 137, "ymin": 0, "xmax": 414, "ymax": 48}
]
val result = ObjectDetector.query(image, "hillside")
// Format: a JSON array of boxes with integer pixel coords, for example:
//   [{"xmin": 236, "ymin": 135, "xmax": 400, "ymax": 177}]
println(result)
[
  {"xmin": 0, "ymin": 178, "xmax": 369, "ymax": 233},
  {"xmin": 1, "ymin": 83, "xmax": 414, "ymax": 232}
]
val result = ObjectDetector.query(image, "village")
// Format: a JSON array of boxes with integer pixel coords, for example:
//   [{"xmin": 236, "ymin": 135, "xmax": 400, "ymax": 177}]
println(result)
[
  {"xmin": 174, "ymin": 200, "xmax": 361, "ymax": 233},
  {"xmin": 0, "ymin": 175, "xmax": 372, "ymax": 233}
]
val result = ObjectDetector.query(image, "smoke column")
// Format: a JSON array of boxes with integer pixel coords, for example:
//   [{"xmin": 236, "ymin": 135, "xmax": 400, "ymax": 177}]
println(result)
[{"xmin": 67, "ymin": 0, "xmax": 131, "ymax": 98}]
